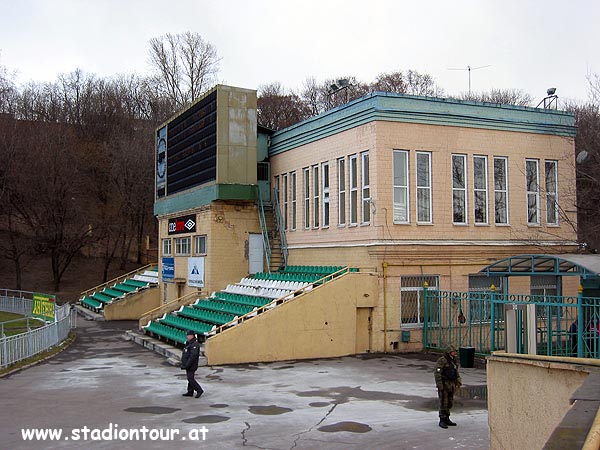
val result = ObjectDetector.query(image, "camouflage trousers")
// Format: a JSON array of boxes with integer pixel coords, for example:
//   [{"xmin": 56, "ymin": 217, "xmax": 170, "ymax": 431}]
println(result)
[{"xmin": 438, "ymin": 386, "xmax": 455, "ymax": 419}]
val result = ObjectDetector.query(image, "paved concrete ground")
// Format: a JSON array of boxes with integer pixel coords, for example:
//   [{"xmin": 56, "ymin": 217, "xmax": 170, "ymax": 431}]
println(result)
[{"xmin": 0, "ymin": 317, "xmax": 489, "ymax": 450}]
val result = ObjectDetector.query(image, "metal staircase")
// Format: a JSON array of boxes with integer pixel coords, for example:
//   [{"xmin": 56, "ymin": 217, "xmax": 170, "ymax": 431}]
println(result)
[{"xmin": 257, "ymin": 188, "xmax": 288, "ymax": 273}]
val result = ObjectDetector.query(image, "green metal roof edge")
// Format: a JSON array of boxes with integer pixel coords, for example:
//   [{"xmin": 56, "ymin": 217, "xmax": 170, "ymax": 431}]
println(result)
[
  {"xmin": 269, "ymin": 93, "xmax": 576, "ymax": 155},
  {"xmin": 154, "ymin": 183, "xmax": 256, "ymax": 216}
]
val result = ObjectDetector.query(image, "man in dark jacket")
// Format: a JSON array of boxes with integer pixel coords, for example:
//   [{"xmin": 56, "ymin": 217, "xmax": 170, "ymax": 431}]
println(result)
[
  {"xmin": 181, "ymin": 330, "xmax": 204, "ymax": 398},
  {"xmin": 434, "ymin": 344, "xmax": 462, "ymax": 428}
]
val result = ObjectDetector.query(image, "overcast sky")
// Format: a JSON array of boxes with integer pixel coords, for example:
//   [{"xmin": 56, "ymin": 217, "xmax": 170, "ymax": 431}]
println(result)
[{"xmin": 1, "ymin": 0, "xmax": 598, "ymax": 106}]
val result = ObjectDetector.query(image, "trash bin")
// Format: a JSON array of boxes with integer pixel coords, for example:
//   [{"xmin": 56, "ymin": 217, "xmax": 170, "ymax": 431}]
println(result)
[{"xmin": 459, "ymin": 346, "xmax": 475, "ymax": 368}]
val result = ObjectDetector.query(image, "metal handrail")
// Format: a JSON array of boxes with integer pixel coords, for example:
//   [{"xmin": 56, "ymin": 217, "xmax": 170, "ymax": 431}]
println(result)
[
  {"xmin": 272, "ymin": 188, "xmax": 288, "ymax": 267},
  {"xmin": 256, "ymin": 187, "xmax": 273, "ymax": 274},
  {"xmin": 138, "ymin": 290, "xmax": 206, "ymax": 329},
  {"xmin": 80, "ymin": 262, "xmax": 157, "ymax": 298},
  {"xmin": 207, "ymin": 267, "xmax": 351, "ymax": 337}
]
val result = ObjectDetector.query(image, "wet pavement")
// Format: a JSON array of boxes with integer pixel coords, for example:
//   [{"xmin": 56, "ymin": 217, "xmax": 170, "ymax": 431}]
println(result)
[{"xmin": 0, "ymin": 317, "xmax": 489, "ymax": 449}]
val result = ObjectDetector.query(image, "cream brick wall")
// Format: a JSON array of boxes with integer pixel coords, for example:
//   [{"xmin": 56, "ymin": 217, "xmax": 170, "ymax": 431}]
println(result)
[
  {"xmin": 271, "ymin": 119, "xmax": 577, "ymax": 247},
  {"xmin": 157, "ymin": 201, "xmax": 261, "ymax": 304}
]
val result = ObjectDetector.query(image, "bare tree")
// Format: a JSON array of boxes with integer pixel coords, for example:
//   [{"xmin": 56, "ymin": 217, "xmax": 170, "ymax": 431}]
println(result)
[
  {"xmin": 456, "ymin": 88, "xmax": 533, "ymax": 106},
  {"xmin": 371, "ymin": 70, "xmax": 444, "ymax": 97},
  {"xmin": 257, "ymin": 82, "xmax": 311, "ymax": 131},
  {"xmin": 148, "ymin": 32, "xmax": 220, "ymax": 108}
]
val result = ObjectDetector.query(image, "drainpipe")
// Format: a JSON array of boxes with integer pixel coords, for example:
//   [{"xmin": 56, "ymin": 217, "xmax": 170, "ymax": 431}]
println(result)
[{"xmin": 383, "ymin": 262, "xmax": 388, "ymax": 353}]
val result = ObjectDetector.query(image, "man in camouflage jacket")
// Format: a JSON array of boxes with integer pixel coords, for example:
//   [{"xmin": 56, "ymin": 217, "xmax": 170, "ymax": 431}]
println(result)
[{"xmin": 434, "ymin": 345, "xmax": 462, "ymax": 428}]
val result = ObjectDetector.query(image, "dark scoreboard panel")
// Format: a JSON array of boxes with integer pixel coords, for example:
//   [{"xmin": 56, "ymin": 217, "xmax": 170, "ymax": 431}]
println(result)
[{"xmin": 166, "ymin": 90, "xmax": 217, "ymax": 195}]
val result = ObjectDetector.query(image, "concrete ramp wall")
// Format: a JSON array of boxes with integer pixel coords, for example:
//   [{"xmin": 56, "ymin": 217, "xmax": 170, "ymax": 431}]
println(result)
[
  {"xmin": 103, "ymin": 288, "xmax": 160, "ymax": 321},
  {"xmin": 205, "ymin": 272, "xmax": 378, "ymax": 365}
]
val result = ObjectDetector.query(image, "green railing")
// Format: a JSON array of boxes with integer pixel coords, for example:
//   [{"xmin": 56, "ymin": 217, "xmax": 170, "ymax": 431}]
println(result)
[{"xmin": 423, "ymin": 285, "xmax": 600, "ymax": 359}]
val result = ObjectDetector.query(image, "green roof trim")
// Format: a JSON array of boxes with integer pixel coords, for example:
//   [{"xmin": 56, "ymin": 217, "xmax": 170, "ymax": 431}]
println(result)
[
  {"xmin": 154, "ymin": 183, "xmax": 257, "ymax": 216},
  {"xmin": 269, "ymin": 92, "xmax": 576, "ymax": 155}
]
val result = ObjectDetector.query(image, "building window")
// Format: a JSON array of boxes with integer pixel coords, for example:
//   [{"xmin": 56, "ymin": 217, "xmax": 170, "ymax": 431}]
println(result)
[
  {"xmin": 393, "ymin": 150, "xmax": 409, "ymax": 223},
  {"xmin": 452, "ymin": 154, "xmax": 467, "ymax": 224},
  {"xmin": 283, "ymin": 174, "xmax": 288, "ymax": 230},
  {"xmin": 545, "ymin": 160, "xmax": 558, "ymax": 225},
  {"xmin": 175, "ymin": 237, "xmax": 191, "ymax": 256},
  {"xmin": 338, "ymin": 158, "xmax": 346, "ymax": 226},
  {"xmin": 290, "ymin": 171, "xmax": 297, "ymax": 230},
  {"xmin": 313, "ymin": 165, "xmax": 320, "ymax": 228},
  {"xmin": 361, "ymin": 151, "xmax": 370, "ymax": 224},
  {"xmin": 493, "ymin": 157, "xmax": 509, "ymax": 225},
  {"xmin": 304, "ymin": 168, "xmax": 310, "ymax": 229},
  {"xmin": 526, "ymin": 159, "xmax": 540, "ymax": 225},
  {"xmin": 400, "ymin": 275, "xmax": 439, "ymax": 326},
  {"xmin": 416, "ymin": 151, "xmax": 432, "ymax": 223},
  {"xmin": 162, "ymin": 238, "xmax": 172, "ymax": 256},
  {"xmin": 473, "ymin": 155, "xmax": 488, "ymax": 224},
  {"xmin": 195, "ymin": 235, "xmax": 207, "ymax": 254},
  {"xmin": 349, "ymin": 154, "xmax": 358, "ymax": 225},
  {"xmin": 322, "ymin": 162, "xmax": 330, "ymax": 228}
]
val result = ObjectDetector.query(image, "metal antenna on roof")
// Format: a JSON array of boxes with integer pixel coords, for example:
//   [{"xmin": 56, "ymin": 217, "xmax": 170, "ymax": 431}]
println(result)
[{"xmin": 448, "ymin": 65, "xmax": 491, "ymax": 94}]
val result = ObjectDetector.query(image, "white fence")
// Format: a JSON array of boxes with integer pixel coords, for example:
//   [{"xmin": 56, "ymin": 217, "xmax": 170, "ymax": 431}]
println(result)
[{"xmin": 0, "ymin": 289, "xmax": 77, "ymax": 368}]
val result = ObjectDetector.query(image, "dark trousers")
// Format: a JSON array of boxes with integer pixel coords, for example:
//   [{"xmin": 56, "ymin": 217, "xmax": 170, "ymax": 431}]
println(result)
[
  {"xmin": 438, "ymin": 387, "xmax": 455, "ymax": 419},
  {"xmin": 186, "ymin": 370, "xmax": 203, "ymax": 394}
]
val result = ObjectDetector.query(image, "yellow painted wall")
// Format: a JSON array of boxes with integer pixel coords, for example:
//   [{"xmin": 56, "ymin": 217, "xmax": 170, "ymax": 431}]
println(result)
[
  {"xmin": 103, "ymin": 288, "xmax": 160, "ymax": 321},
  {"xmin": 205, "ymin": 272, "xmax": 378, "ymax": 365},
  {"xmin": 487, "ymin": 353, "xmax": 598, "ymax": 450},
  {"xmin": 158, "ymin": 201, "xmax": 262, "ymax": 305}
]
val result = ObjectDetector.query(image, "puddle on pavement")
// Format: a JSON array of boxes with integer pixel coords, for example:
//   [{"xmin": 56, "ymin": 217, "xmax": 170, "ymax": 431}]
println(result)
[
  {"xmin": 457, "ymin": 385, "xmax": 488, "ymax": 400},
  {"xmin": 124, "ymin": 407, "xmax": 181, "ymax": 414},
  {"xmin": 182, "ymin": 415, "xmax": 230, "ymax": 424},
  {"xmin": 248, "ymin": 405, "xmax": 292, "ymax": 415},
  {"xmin": 133, "ymin": 364, "xmax": 147, "ymax": 368},
  {"xmin": 210, "ymin": 404, "xmax": 229, "ymax": 408},
  {"xmin": 309, "ymin": 402, "xmax": 330, "ymax": 408},
  {"xmin": 79, "ymin": 367, "xmax": 113, "ymax": 371},
  {"xmin": 206, "ymin": 375, "xmax": 222, "ymax": 381},
  {"xmin": 273, "ymin": 365, "xmax": 295, "ymax": 370},
  {"xmin": 318, "ymin": 422, "xmax": 372, "ymax": 433}
]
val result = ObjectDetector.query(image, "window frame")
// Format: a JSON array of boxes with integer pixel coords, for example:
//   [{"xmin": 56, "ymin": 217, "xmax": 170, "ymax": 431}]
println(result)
[
  {"xmin": 361, "ymin": 151, "xmax": 371, "ymax": 224},
  {"xmin": 349, "ymin": 154, "xmax": 358, "ymax": 225},
  {"xmin": 338, "ymin": 158, "xmax": 346, "ymax": 226},
  {"xmin": 416, "ymin": 151, "xmax": 432, "ymax": 224},
  {"xmin": 452, "ymin": 154, "xmax": 468, "ymax": 225},
  {"xmin": 162, "ymin": 238, "xmax": 172, "ymax": 256},
  {"xmin": 313, "ymin": 165, "xmax": 320, "ymax": 228},
  {"xmin": 526, "ymin": 159, "xmax": 540, "ymax": 226},
  {"xmin": 303, "ymin": 167, "xmax": 310, "ymax": 229},
  {"xmin": 194, "ymin": 235, "xmax": 207, "ymax": 255},
  {"xmin": 290, "ymin": 171, "xmax": 297, "ymax": 231},
  {"xmin": 493, "ymin": 156, "xmax": 509, "ymax": 225},
  {"xmin": 322, "ymin": 162, "xmax": 330, "ymax": 228},
  {"xmin": 545, "ymin": 160, "xmax": 559, "ymax": 226},
  {"xmin": 393, "ymin": 150, "xmax": 410, "ymax": 224},
  {"xmin": 175, "ymin": 236, "xmax": 191, "ymax": 256},
  {"xmin": 473, "ymin": 155, "xmax": 489, "ymax": 225}
]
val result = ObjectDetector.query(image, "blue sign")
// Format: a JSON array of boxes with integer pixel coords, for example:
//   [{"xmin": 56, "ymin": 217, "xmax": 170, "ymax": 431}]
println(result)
[{"xmin": 162, "ymin": 257, "xmax": 174, "ymax": 283}]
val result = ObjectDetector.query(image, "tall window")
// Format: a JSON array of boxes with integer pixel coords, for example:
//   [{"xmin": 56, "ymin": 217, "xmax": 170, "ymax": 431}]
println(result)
[
  {"xmin": 283, "ymin": 174, "xmax": 288, "ymax": 230},
  {"xmin": 194, "ymin": 235, "xmax": 207, "ymax": 254},
  {"xmin": 162, "ymin": 238, "xmax": 172, "ymax": 256},
  {"xmin": 290, "ymin": 171, "xmax": 297, "ymax": 230},
  {"xmin": 493, "ymin": 157, "xmax": 509, "ymax": 225},
  {"xmin": 545, "ymin": 160, "xmax": 558, "ymax": 225},
  {"xmin": 526, "ymin": 159, "xmax": 540, "ymax": 225},
  {"xmin": 473, "ymin": 155, "xmax": 488, "ymax": 224},
  {"xmin": 304, "ymin": 168, "xmax": 310, "ymax": 229},
  {"xmin": 361, "ymin": 152, "xmax": 370, "ymax": 224},
  {"xmin": 322, "ymin": 162, "xmax": 330, "ymax": 228},
  {"xmin": 338, "ymin": 158, "xmax": 346, "ymax": 226},
  {"xmin": 274, "ymin": 175, "xmax": 280, "ymax": 202},
  {"xmin": 393, "ymin": 150, "xmax": 409, "ymax": 223},
  {"xmin": 416, "ymin": 151, "xmax": 432, "ymax": 223},
  {"xmin": 349, "ymin": 154, "xmax": 358, "ymax": 225},
  {"xmin": 452, "ymin": 154, "xmax": 467, "ymax": 224},
  {"xmin": 175, "ymin": 237, "xmax": 191, "ymax": 256},
  {"xmin": 313, "ymin": 165, "xmax": 320, "ymax": 228}
]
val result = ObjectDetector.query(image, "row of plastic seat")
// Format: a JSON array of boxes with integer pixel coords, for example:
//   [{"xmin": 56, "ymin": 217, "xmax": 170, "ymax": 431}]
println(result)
[
  {"xmin": 160, "ymin": 313, "xmax": 215, "ymax": 334},
  {"xmin": 281, "ymin": 265, "xmax": 345, "ymax": 275},
  {"xmin": 238, "ymin": 277, "xmax": 309, "ymax": 292},
  {"xmin": 178, "ymin": 305, "xmax": 237, "ymax": 325},
  {"xmin": 144, "ymin": 321, "xmax": 187, "ymax": 344},
  {"xmin": 223, "ymin": 284, "xmax": 296, "ymax": 299}
]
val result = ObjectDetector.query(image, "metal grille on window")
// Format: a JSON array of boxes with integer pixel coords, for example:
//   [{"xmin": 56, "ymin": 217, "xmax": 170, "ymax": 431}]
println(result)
[{"xmin": 400, "ymin": 275, "xmax": 439, "ymax": 326}]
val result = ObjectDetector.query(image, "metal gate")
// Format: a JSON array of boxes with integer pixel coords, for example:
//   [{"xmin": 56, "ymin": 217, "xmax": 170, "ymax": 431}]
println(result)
[{"xmin": 423, "ymin": 285, "xmax": 600, "ymax": 358}]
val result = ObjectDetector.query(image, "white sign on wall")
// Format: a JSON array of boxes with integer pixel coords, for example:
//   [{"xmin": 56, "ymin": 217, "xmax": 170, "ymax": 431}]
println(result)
[{"xmin": 188, "ymin": 257, "xmax": 205, "ymax": 288}]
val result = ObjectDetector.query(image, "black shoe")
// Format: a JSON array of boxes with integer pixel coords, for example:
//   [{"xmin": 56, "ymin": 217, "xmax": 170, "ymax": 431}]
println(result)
[
  {"xmin": 445, "ymin": 418, "xmax": 457, "ymax": 426},
  {"xmin": 439, "ymin": 420, "xmax": 448, "ymax": 429},
  {"xmin": 195, "ymin": 390, "xmax": 204, "ymax": 398},
  {"xmin": 182, "ymin": 392, "xmax": 194, "ymax": 397}
]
